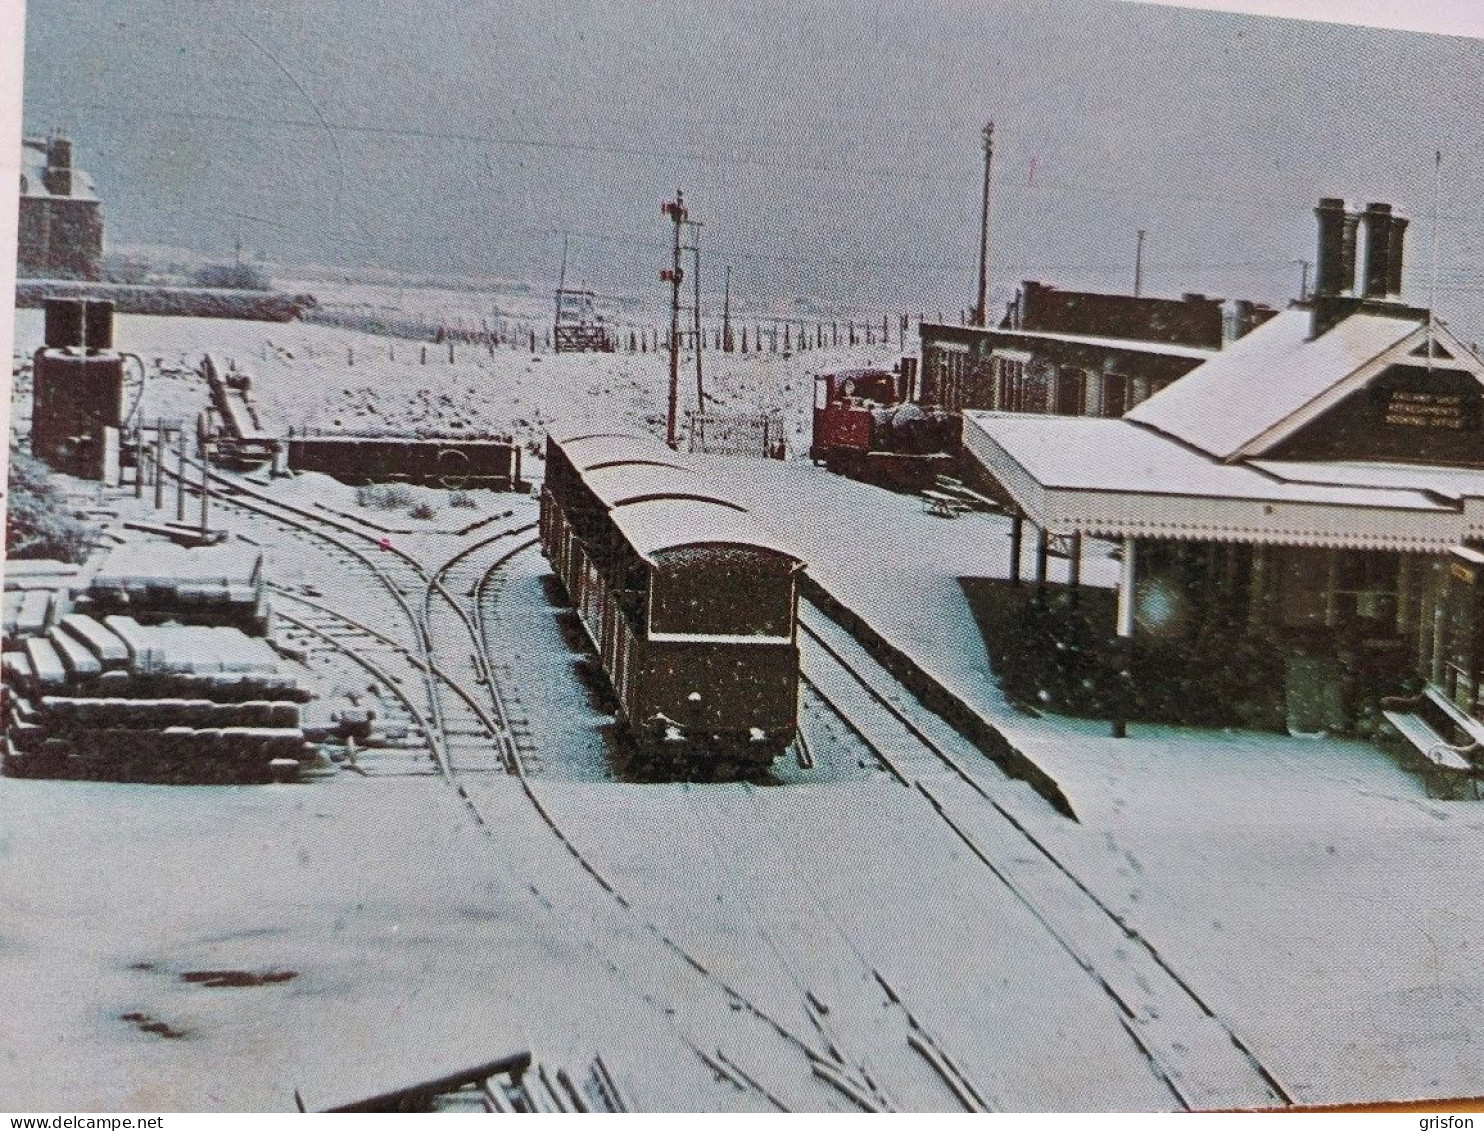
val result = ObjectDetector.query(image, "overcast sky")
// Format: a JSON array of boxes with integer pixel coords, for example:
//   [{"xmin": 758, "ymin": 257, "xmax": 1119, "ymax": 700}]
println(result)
[{"xmin": 18, "ymin": 0, "xmax": 1484, "ymax": 332}]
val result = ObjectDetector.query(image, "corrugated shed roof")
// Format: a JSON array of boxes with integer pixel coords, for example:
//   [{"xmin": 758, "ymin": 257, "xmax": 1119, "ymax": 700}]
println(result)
[
  {"xmin": 963, "ymin": 411, "xmax": 1448, "ymax": 510},
  {"xmin": 1126, "ymin": 309, "xmax": 1423, "ymax": 460},
  {"xmin": 996, "ymin": 327, "xmax": 1219, "ymax": 361},
  {"xmin": 609, "ymin": 497, "xmax": 800, "ymax": 562},
  {"xmin": 581, "ymin": 462, "xmax": 745, "ymax": 510}
]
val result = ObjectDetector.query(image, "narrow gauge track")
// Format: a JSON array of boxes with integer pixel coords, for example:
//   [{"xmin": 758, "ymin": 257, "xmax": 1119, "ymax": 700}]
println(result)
[
  {"xmin": 463, "ymin": 538, "xmax": 890, "ymax": 1110},
  {"xmin": 172, "ymin": 466, "xmax": 885, "ymax": 1110},
  {"xmin": 796, "ymin": 604, "xmax": 1295, "ymax": 1112},
  {"xmin": 176, "ymin": 463, "xmax": 1274, "ymax": 1111},
  {"xmin": 468, "ymin": 539, "xmax": 995, "ymax": 1112}
]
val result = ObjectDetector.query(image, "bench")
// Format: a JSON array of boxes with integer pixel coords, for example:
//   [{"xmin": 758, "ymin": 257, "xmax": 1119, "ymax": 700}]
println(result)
[
  {"xmin": 921, "ymin": 489, "xmax": 968, "ymax": 518},
  {"xmin": 1381, "ymin": 687, "xmax": 1484, "ymax": 799}
]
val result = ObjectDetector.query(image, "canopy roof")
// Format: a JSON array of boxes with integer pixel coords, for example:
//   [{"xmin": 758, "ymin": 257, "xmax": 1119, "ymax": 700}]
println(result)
[{"xmin": 962, "ymin": 411, "xmax": 1480, "ymax": 551}]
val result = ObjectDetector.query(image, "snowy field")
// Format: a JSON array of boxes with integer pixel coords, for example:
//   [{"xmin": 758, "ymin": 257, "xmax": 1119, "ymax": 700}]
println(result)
[{"xmin": 12, "ymin": 306, "xmax": 906, "ymax": 459}]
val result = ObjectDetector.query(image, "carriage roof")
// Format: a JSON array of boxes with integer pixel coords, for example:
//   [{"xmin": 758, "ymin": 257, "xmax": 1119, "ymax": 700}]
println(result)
[
  {"xmin": 580, "ymin": 462, "xmax": 745, "ymax": 510},
  {"xmin": 608, "ymin": 497, "xmax": 799, "ymax": 564},
  {"xmin": 552, "ymin": 431, "xmax": 680, "ymax": 471}
]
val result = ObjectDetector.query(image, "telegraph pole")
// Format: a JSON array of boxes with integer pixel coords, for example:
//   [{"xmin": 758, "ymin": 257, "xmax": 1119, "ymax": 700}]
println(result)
[
  {"xmin": 722, "ymin": 264, "xmax": 733, "ymax": 352},
  {"xmin": 1134, "ymin": 229, "xmax": 1146, "ymax": 298},
  {"xmin": 973, "ymin": 120, "xmax": 995, "ymax": 327},
  {"xmin": 690, "ymin": 219, "xmax": 705, "ymax": 446},
  {"xmin": 661, "ymin": 190, "xmax": 687, "ymax": 448}
]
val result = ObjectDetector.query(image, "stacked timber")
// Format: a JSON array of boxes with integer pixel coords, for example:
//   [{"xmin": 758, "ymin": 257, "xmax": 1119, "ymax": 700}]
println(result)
[
  {"xmin": 82, "ymin": 542, "xmax": 270, "ymax": 633},
  {"xmin": 3, "ymin": 612, "xmax": 315, "ymax": 784},
  {"xmin": 2, "ymin": 561, "xmax": 84, "ymax": 648}
]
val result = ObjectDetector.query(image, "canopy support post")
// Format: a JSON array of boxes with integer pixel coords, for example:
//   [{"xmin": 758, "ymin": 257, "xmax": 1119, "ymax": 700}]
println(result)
[{"xmin": 1112, "ymin": 535, "xmax": 1137, "ymax": 738}]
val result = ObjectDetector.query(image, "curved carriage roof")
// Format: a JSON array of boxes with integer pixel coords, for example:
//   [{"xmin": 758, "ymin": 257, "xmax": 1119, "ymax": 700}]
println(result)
[
  {"xmin": 581, "ymin": 462, "xmax": 745, "ymax": 510},
  {"xmin": 608, "ymin": 497, "xmax": 799, "ymax": 564},
  {"xmin": 556, "ymin": 431, "xmax": 684, "ymax": 472}
]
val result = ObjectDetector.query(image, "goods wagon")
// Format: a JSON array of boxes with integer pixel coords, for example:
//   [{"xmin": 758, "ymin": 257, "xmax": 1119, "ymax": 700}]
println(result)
[{"xmin": 285, "ymin": 434, "xmax": 523, "ymax": 490}]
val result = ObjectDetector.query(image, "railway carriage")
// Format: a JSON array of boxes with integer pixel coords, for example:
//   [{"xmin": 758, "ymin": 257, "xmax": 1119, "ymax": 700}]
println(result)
[{"xmin": 540, "ymin": 430, "xmax": 803, "ymax": 769}]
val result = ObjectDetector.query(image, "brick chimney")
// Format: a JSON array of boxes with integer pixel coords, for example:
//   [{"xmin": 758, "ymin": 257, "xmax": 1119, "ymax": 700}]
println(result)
[
  {"xmin": 1310, "ymin": 197, "xmax": 1423, "ymax": 337},
  {"xmin": 1313, "ymin": 198, "xmax": 1356, "ymax": 297},
  {"xmin": 43, "ymin": 135, "xmax": 73, "ymax": 196}
]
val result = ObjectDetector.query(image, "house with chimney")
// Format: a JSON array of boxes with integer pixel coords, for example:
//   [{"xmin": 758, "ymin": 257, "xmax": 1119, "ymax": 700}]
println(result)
[
  {"xmin": 917, "ymin": 282, "xmax": 1277, "ymax": 417},
  {"xmin": 18, "ymin": 133, "xmax": 104, "ymax": 281},
  {"xmin": 961, "ymin": 198, "xmax": 1484, "ymax": 777}
]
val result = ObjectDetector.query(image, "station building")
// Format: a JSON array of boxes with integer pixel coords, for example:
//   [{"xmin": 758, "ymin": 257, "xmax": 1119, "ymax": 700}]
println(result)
[
  {"xmin": 918, "ymin": 281, "xmax": 1277, "ymax": 417},
  {"xmin": 18, "ymin": 134, "xmax": 104, "ymax": 281},
  {"xmin": 961, "ymin": 199, "xmax": 1484, "ymax": 735}
]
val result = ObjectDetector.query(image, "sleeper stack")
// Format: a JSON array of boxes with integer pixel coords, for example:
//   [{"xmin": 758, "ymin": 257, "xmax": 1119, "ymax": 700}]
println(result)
[{"xmin": 3, "ymin": 613, "xmax": 314, "ymax": 783}]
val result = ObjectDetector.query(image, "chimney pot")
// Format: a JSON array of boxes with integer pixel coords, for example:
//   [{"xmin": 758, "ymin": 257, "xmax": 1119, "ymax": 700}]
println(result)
[
  {"xmin": 1387, "ymin": 214, "xmax": 1409, "ymax": 297},
  {"xmin": 1313, "ymin": 198, "xmax": 1355, "ymax": 297},
  {"xmin": 1359, "ymin": 202, "xmax": 1408, "ymax": 300}
]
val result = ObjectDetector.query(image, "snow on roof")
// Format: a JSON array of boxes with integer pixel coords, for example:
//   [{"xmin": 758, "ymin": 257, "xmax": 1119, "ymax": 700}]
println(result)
[
  {"xmin": 556, "ymin": 431, "xmax": 683, "ymax": 471},
  {"xmin": 581, "ymin": 462, "xmax": 745, "ymax": 510},
  {"xmin": 963, "ymin": 411, "xmax": 1448, "ymax": 510},
  {"xmin": 1251, "ymin": 459, "xmax": 1484, "ymax": 503},
  {"xmin": 995, "ymin": 327, "xmax": 1220, "ymax": 361},
  {"xmin": 548, "ymin": 426, "xmax": 636, "ymax": 445},
  {"xmin": 1127, "ymin": 309, "xmax": 1424, "ymax": 460},
  {"xmin": 608, "ymin": 497, "xmax": 799, "ymax": 563},
  {"xmin": 19, "ymin": 138, "xmax": 98, "ymax": 201}
]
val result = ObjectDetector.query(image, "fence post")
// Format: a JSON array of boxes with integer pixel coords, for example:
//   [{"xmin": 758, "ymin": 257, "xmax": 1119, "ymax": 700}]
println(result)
[
  {"xmin": 176, "ymin": 424, "xmax": 187, "ymax": 522},
  {"xmin": 198, "ymin": 412, "xmax": 212, "ymax": 533},
  {"xmin": 154, "ymin": 418, "xmax": 165, "ymax": 510}
]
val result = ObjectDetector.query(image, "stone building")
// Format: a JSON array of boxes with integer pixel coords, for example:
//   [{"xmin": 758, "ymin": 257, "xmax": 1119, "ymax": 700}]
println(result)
[
  {"xmin": 919, "ymin": 282, "xmax": 1276, "ymax": 416},
  {"xmin": 18, "ymin": 134, "xmax": 104, "ymax": 281}
]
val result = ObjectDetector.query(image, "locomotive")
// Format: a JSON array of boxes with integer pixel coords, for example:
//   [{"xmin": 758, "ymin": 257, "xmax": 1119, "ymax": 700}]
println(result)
[
  {"xmin": 809, "ymin": 367, "xmax": 956, "ymax": 491},
  {"xmin": 540, "ymin": 429, "xmax": 803, "ymax": 772}
]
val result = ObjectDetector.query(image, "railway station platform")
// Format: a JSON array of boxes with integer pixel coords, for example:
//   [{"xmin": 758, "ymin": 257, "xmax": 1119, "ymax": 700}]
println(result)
[{"xmin": 694, "ymin": 453, "xmax": 1427, "ymax": 821}]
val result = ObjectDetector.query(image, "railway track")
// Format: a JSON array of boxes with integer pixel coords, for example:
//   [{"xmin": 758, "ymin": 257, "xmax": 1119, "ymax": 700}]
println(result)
[
  {"xmin": 173, "ymin": 465, "xmax": 882, "ymax": 1110},
  {"xmin": 796, "ymin": 602, "xmax": 1294, "ymax": 1112},
  {"xmin": 162, "ymin": 460, "xmax": 1287, "ymax": 1111},
  {"xmin": 466, "ymin": 538, "xmax": 940, "ymax": 1111},
  {"xmin": 468, "ymin": 539, "xmax": 1005, "ymax": 1112}
]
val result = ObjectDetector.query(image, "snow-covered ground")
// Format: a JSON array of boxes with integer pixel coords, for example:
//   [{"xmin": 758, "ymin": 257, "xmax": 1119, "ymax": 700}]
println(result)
[
  {"xmin": 8, "ymin": 296, "xmax": 1484, "ymax": 1111},
  {"xmin": 696, "ymin": 453, "xmax": 1484, "ymax": 1106},
  {"xmin": 12, "ymin": 307, "xmax": 906, "ymax": 459}
]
